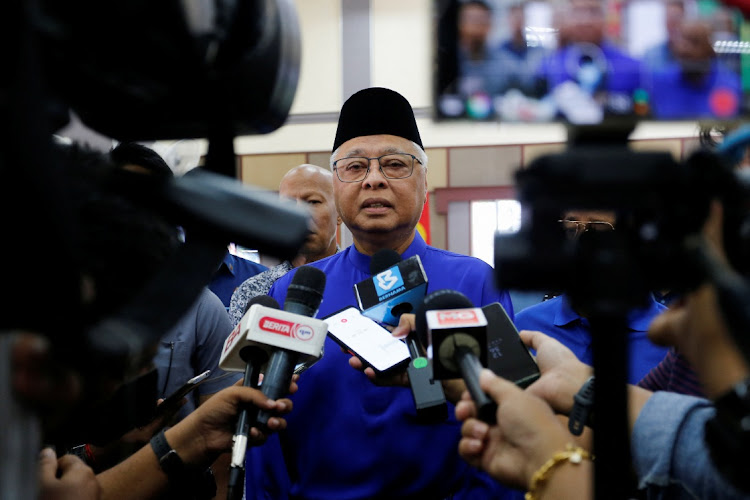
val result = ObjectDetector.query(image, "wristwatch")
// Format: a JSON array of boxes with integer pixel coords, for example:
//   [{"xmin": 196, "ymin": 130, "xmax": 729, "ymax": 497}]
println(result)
[{"xmin": 150, "ymin": 429, "xmax": 217, "ymax": 500}]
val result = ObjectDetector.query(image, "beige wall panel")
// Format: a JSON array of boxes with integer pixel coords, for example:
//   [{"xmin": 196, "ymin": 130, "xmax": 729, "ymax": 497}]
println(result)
[
  {"xmin": 629, "ymin": 139, "xmax": 682, "ymax": 160},
  {"xmin": 240, "ymin": 154, "xmax": 307, "ymax": 190},
  {"xmin": 425, "ymin": 148, "xmax": 448, "ymax": 190},
  {"xmin": 308, "ymin": 152, "xmax": 332, "ymax": 169},
  {"xmin": 428, "ymin": 191, "xmax": 447, "ymax": 250},
  {"xmin": 448, "ymin": 146, "xmax": 522, "ymax": 187},
  {"xmin": 370, "ymin": 0, "xmax": 432, "ymax": 109},
  {"xmin": 289, "ymin": 0, "xmax": 342, "ymax": 115},
  {"xmin": 522, "ymin": 143, "xmax": 566, "ymax": 167}
]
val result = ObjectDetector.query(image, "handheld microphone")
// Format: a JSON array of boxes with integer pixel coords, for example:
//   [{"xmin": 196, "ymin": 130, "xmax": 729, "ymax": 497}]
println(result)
[
  {"xmin": 255, "ymin": 266, "xmax": 327, "ymax": 431},
  {"xmin": 353, "ymin": 250, "xmax": 428, "ymax": 326},
  {"xmin": 420, "ymin": 289, "xmax": 497, "ymax": 424},
  {"xmin": 365, "ymin": 250, "xmax": 447, "ymax": 423},
  {"xmin": 225, "ymin": 295, "xmax": 279, "ymax": 500}
]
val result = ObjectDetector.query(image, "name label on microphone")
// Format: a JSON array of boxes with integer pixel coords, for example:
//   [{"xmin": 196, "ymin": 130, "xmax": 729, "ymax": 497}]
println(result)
[
  {"xmin": 374, "ymin": 268, "xmax": 405, "ymax": 296},
  {"xmin": 428, "ymin": 308, "xmax": 487, "ymax": 329},
  {"xmin": 259, "ymin": 316, "xmax": 314, "ymax": 341}
]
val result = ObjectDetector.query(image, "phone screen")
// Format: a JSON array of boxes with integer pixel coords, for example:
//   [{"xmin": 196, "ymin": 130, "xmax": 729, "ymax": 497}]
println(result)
[
  {"xmin": 325, "ymin": 307, "xmax": 410, "ymax": 374},
  {"xmin": 482, "ymin": 303, "xmax": 540, "ymax": 388}
]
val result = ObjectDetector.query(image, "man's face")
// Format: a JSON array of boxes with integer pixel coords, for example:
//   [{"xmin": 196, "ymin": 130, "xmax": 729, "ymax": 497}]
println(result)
[
  {"xmin": 560, "ymin": 209, "xmax": 616, "ymax": 239},
  {"xmin": 564, "ymin": 0, "xmax": 604, "ymax": 46},
  {"xmin": 333, "ymin": 134, "xmax": 427, "ymax": 239},
  {"xmin": 279, "ymin": 167, "xmax": 339, "ymax": 259},
  {"xmin": 673, "ymin": 21, "xmax": 715, "ymax": 66},
  {"xmin": 459, "ymin": 4, "xmax": 492, "ymax": 45}
]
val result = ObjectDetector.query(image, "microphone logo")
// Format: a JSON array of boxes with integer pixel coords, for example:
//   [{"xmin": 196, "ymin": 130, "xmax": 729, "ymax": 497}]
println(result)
[
  {"xmin": 259, "ymin": 317, "xmax": 315, "ymax": 341},
  {"xmin": 223, "ymin": 323, "xmax": 242, "ymax": 355},
  {"xmin": 375, "ymin": 268, "xmax": 403, "ymax": 295},
  {"xmin": 436, "ymin": 309, "xmax": 482, "ymax": 325}
]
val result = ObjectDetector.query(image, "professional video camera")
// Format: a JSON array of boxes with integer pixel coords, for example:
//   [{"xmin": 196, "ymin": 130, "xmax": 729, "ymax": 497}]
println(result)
[{"xmin": 2, "ymin": 0, "xmax": 306, "ymax": 397}]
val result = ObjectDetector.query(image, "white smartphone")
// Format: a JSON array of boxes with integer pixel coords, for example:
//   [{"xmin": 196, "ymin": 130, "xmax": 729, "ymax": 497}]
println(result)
[{"xmin": 325, "ymin": 306, "xmax": 411, "ymax": 375}]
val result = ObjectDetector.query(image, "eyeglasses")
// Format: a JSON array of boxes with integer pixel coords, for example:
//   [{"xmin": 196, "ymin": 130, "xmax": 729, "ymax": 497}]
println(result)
[
  {"xmin": 558, "ymin": 219, "xmax": 615, "ymax": 238},
  {"xmin": 332, "ymin": 153, "xmax": 422, "ymax": 183}
]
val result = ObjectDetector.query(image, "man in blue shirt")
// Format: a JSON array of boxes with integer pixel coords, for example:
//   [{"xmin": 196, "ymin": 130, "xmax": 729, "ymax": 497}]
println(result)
[
  {"xmin": 245, "ymin": 87, "xmax": 516, "ymax": 499},
  {"xmin": 209, "ymin": 249, "xmax": 267, "ymax": 310},
  {"xmin": 514, "ymin": 210, "xmax": 669, "ymax": 383}
]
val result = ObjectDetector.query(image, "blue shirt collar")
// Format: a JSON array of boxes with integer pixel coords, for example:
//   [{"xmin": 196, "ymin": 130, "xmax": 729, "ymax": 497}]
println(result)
[
  {"xmin": 346, "ymin": 232, "xmax": 426, "ymax": 274},
  {"xmin": 221, "ymin": 252, "xmax": 236, "ymax": 276}
]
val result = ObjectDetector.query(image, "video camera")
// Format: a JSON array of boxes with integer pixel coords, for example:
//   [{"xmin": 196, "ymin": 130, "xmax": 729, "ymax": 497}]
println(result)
[{"xmin": 3, "ymin": 0, "xmax": 306, "ymax": 386}]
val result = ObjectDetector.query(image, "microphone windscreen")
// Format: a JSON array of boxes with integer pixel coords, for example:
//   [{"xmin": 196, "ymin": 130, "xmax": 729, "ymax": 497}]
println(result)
[
  {"xmin": 415, "ymin": 289, "xmax": 475, "ymax": 347},
  {"xmin": 286, "ymin": 265, "xmax": 326, "ymax": 312},
  {"xmin": 246, "ymin": 294, "xmax": 281, "ymax": 312},
  {"xmin": 369, "ymin": 249, "xmax": 401, "ymax": 275}
]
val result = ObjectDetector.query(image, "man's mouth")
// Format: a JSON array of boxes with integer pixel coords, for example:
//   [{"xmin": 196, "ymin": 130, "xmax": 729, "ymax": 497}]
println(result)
[{"xmin": 362, "ymin": 199, "xmax": 392, "ymax": 209}]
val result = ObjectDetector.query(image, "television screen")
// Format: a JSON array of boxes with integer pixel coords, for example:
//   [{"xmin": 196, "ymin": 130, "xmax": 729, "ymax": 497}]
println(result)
[{"xmin": 434, "ymin": 0, "xmax": 750, "ymax": 125}]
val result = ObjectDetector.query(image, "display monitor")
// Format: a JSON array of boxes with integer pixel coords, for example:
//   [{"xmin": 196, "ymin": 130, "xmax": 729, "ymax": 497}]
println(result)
[{"xmin": 434, "ymin": 0, "xmax": 750, "ymax": 125}]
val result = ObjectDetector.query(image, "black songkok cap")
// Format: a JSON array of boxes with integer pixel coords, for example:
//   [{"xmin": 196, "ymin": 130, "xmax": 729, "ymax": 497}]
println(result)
[{"xmin": 332, "ymin": 87, "xmax": 423, "ymax": 153}]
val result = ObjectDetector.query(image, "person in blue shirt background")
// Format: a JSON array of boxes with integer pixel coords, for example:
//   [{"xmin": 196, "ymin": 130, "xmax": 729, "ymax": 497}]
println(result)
[
  {"xmin": 209, "ymin": 248, "xmax": 267, "ymax": 310},
  {"xmin": 245, "ymin": 87, "xmax": 518, "ymax": 499},
  {"xmin": 514, "ymin": 210, "xmax": 669, "ymax": 383}
]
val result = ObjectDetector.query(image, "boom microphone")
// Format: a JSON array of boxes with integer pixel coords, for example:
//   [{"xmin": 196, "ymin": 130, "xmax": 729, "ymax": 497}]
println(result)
[
  {"xmin": 421, "ymin": 290, "xmax": 497, "ymax": 424},
  {"xmin": 255, "ymin": 266, "xmax": 327, "ymax": 430},
  {"xmin": 364, "ymin": 249, "xmax": 447, "ymax": 422}
]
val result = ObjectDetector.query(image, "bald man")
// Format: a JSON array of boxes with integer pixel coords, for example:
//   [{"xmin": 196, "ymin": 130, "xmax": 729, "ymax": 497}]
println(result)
[{"xmin": 228, "ymin": 164, "xmax": 341, "ymax": 326}]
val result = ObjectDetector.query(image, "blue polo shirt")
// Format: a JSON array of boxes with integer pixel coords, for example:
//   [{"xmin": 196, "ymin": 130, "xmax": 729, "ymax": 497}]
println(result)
[
  {"xmin": 246, "ymin": 233, "xmax": 517, "ymax": 499},
  {"xmin": 209, "ymin": 252, "xmax": 267, "ymax": 309},
  {"xmin": 645, "ymin": 60, "xmax": 742, "ymax": 120},
  {"xmin": 514, "ymin": 294, "xmax": 669, "ymax": 383}
]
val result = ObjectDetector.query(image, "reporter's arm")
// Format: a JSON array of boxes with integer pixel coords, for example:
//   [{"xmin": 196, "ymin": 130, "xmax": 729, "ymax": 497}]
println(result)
[{"xmin": 96, "ymin": 386, "xmax": 291, "ymax": 500}]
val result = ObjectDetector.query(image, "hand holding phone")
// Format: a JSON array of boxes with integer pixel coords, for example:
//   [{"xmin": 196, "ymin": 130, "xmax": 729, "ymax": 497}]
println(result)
[
  {"xmin": 325, "ymin": 307, "xmax": 410, "ymax": 375},
  {"xmin": 154, "ymin": 369, "xmax": 211, "ymax": 418}
]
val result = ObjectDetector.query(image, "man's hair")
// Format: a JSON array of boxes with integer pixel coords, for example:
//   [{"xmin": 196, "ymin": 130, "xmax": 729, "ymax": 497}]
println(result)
[{"xmin": 110, "ymin": 142, "xmax": 173, "ymax": 178}]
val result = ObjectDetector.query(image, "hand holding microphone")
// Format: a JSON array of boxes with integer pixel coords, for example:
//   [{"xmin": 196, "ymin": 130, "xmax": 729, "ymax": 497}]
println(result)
[
  {"xmin": 219, "ymin": 267, "xmax": 327, "ymax": 500},
  {"xmin": 419, "ymin": 289, "xmax": 498, "ymax": 424}
]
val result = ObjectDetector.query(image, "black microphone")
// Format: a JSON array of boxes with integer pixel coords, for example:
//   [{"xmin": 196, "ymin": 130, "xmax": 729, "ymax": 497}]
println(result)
[
  {"xmin": 255, "ymin": 266, "xmax": 327, "ymax": 431},
  {"xmin": 419, "ymin": 289, "xmax": 497, "ymax": 424},
  {"xmin": 367, "ymin": 250, "xmax": 447, "ymax": 423},
  {"xmin": 227, "ymin": 295, "xmax": 278, "ymax": 500}
]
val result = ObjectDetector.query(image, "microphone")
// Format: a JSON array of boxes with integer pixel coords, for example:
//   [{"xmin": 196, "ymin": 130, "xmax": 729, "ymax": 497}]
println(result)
[
  {"xmin": 353, "ymin": 250, "xmax": 428, "ymax": 326},
  {"xmin": 224, "ymin": 295, "xmax": 279, "ymax": 500},
  {"xmin": 255, "ymin": 266, "xmax": 327, "ymax": 431},
  {"xmin": 420, "ymin": 289, "xmax": 497, "ymax": 424},
  {"xmin": 364, "ymin": 250, "xmax": 447, "ymax": 422}
]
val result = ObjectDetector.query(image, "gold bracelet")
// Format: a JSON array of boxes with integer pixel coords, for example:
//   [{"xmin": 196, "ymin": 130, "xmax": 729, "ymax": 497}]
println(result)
[{"xmin": 524, "ymin": 443, "xmax": 592, "ymax": 500}]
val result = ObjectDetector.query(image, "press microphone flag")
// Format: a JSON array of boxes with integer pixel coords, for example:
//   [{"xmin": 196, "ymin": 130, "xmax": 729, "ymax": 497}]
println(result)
[
  {"xmin": 354, "ymin": 252, "xmax": 428, "ymax": 326},
  {"xmin": 219, "ymin": 303, "xmax": 327, "ymax": 374}
]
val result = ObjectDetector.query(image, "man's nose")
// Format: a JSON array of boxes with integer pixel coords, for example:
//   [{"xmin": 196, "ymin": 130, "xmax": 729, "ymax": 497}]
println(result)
[{"xmin": 363, "ymin": 159, "xmax": 387, "ymax": 187}]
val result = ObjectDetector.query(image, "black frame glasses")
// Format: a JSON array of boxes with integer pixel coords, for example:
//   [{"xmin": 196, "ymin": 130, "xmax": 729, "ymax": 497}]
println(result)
[{"xmin": 332, "ymin": 153, "xmax": 422, "ymax": 183}]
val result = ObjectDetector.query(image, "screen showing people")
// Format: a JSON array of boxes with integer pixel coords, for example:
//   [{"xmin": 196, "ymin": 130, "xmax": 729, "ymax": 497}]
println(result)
[{"xmin": 435, "ymin": 0, "xmax": 748, "ymax": 124}]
